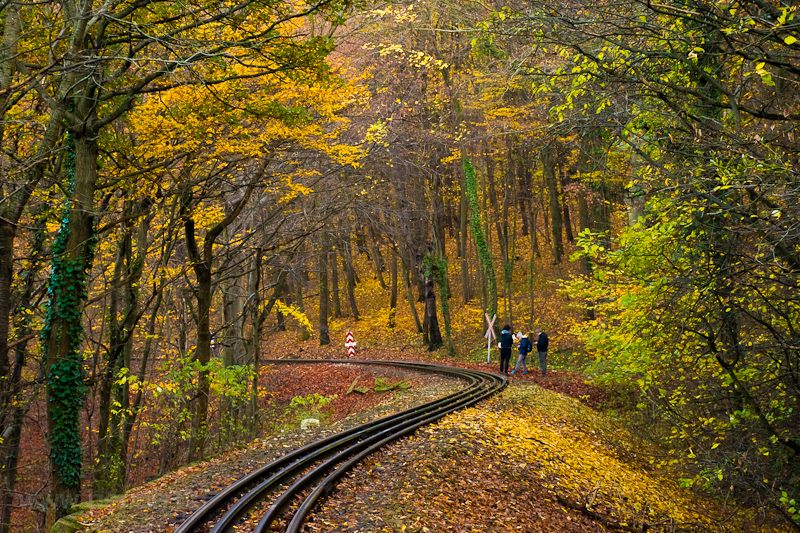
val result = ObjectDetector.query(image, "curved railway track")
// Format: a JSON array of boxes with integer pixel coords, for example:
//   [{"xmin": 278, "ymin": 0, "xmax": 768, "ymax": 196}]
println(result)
[{"xmin": 175, "ymin": 359, "xmax": 506, "ymax": 533}]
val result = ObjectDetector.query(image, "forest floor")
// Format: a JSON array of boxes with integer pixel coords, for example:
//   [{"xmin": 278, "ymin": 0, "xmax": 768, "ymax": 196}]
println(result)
[{"xmin": 68, "ymin": 344, "xmax": 787, "ymax": 533}]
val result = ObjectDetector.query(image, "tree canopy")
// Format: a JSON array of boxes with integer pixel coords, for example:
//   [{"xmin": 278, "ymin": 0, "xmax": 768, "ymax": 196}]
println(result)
[{"xmin": 0, "ymin": 0, "xmax": 798, "ymax": 530}]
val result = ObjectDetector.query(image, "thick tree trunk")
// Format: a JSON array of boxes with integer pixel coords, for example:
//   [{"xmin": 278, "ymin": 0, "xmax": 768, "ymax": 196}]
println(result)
[
  {"xmin": 0, "ymin": 5, "xmax": 21, "ymax": 427},
  {"xmin": 187, "ymin": 242, "xmax": 212, "ymax": 463},
  {"xmin": 220, "ymin": 273, "xmax": 243, "ymax": 445},
  {"xmin": 44, "ymin": 128, "xmax": 98, "ymax": 517},
  {"xmin": 248, "ymin": 251, "xmax": 262, "ymax": 432},
  {"xmin": 423, "ymin": 276, "xmax": 442, "ymax": 350}
]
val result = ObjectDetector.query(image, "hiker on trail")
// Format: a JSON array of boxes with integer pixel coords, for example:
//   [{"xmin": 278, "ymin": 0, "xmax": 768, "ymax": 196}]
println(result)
[
  {"xmin": 535, "ymin": 329, "xmax": 549, "ymax": 376},
  {"xmin": 497, "ymin": 324, "xmax": 514, "ymax": 375},
  {"xmin": 510, "ymin": 331, "xmax": 533, "ymax": 375}
]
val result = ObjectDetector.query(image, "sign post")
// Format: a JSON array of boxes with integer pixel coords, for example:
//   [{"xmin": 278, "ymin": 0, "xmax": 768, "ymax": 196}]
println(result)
[
  {"xmin": 345, "ymin": 330, "xmax": 356, "ymax": 358},
  {"xmin": 484, "ymin": 313, "xmax": 497, "ymax": 364}
]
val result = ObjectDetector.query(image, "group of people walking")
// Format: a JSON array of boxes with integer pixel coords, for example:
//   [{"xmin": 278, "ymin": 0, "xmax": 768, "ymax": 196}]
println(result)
[{"xmin": 497, "ymin": 325, "xmax": 548, "ymax": 376}]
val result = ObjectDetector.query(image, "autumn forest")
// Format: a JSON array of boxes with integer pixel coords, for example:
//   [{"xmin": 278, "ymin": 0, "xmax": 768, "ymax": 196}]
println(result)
[{"xmin": 1, "ymin": 0, "xmax": 799, "ymax": 531}]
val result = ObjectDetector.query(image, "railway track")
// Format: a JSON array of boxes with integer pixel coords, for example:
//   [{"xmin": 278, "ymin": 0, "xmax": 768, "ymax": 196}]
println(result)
[{"xmin": 175, "ymin": 359, "xmax": 506, "ymax": 533}]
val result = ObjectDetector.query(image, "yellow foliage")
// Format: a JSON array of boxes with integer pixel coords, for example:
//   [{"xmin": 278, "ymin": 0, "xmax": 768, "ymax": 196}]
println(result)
[
  {"xmin": 273, "ymin": 300, "xmax": 314, "ymax": 333},
  {"xmin": 435, "ymin": 385, "xmax": 767, "ymax": 531}
]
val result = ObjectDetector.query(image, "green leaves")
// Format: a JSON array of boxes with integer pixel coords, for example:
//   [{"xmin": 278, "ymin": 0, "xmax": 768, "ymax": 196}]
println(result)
[{"xmin": 463, "ymin": 156, "xmax": 497, "ymax": 319}]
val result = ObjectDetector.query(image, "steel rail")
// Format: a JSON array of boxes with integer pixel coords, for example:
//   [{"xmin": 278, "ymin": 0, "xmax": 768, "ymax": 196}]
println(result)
[{"xmin": 175, "ymin": 359, "xmax": 505, "ymax": 533}]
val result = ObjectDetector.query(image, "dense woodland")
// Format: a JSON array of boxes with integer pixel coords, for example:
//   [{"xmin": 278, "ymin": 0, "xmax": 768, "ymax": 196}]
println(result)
[{"xmin": 0, "ymin": 0, "xmax": 798, "ymax": 530}]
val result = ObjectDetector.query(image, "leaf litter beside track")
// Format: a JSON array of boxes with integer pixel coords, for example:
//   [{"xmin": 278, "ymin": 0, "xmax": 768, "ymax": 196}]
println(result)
[
  {"xmin": 69, "ymin": 356, "xmax": 777, "ymax": 533},
  {"xmin": 73, "ymin": 363, "xmax": 462, "ymax": 533},
  {"xmin": 306, "ymin": 382, "xmax": 787, "ymax": 533}
]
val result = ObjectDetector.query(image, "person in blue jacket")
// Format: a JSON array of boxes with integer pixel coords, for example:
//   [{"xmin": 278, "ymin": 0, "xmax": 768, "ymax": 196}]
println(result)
[
  {"xmin": 510, "ymin": 332, "xmax": 532, "ymax": 375},
  {"xmin": 497, "ymin": 324, "xmax": 514, "ymax": 375},
  {"xmin": 535, "ymin": 329, "xmax": 549, "ymax": 376}
]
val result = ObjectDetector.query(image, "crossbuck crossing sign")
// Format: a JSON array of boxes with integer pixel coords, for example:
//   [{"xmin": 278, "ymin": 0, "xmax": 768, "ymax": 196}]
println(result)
[{"xmin": 484, "ymin": 313, "xmax": 497, "ymax": 363}]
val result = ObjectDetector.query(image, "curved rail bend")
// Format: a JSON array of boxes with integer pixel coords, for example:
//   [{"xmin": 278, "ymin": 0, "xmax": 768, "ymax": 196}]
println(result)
[{"xmin": 175, "ymin": 359, "xmax": 506, "ymax": 533}]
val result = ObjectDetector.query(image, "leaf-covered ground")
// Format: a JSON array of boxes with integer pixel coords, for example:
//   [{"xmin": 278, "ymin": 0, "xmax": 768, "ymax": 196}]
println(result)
[
  {"xmin": 71, "ymin": 352, "xmax": 786, "ymax": 533},
  {"xmin": 308, "ymin": 383, "xmax": 764, "ymax": 532}
]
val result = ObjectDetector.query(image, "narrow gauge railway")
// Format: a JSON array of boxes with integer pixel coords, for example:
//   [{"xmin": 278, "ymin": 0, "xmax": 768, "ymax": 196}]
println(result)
[{"xmin": 175, "ymin": 359, "xmax": 506, "ymax": 533}]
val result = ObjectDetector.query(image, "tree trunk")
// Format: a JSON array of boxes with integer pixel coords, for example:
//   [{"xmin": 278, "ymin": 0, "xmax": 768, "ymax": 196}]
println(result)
[
  {"xmin": 330, "ymin": 249, "xmax": 342, "ymax": 318},
  {"xmin": 344, "ymin": 242, "xmax": 360, "ymax": 320},
  {"xmin": 401, "ymin": 257, "xmax": 423, "ymax": 333},
  {"xmin": 295, "ymin": 276, "xmax": 311, "ymax": 341},
  {"xmin": 276, "ymin": 280, "xmax": 288, "ymax": 331},
  {"xmin": 484, "ymin": 143, "xmax": 501, "ymax": 246},
  {"xmin": 0, "ymin": 4, "xmax": 22, "ymax": 435},
  {"xmin": 121, "ymin": 276, "xmax": 164, "ymax": 489},
  {"xmin": 44, "ymin": 127, "xmax": 99, "ymax": 517},
  {"xmin": 463, "ymin": 156, "xmax": 498, "ymax": 324},
  {"xmin": 517, "ymin": 148, "xmax": 531, "ymax": 237},
  {"xmin": 248, "ymin": 250, "xmax": 262, "ymax": 432},
  {"xmin": 0, "ymin": 204, "xmax": 45, "ymax": 533},
  {"xmin": 366, "ymin": 224, "xmax": 387, "ymax": 290},
  {"xmin": 0, "ymin": 221, "xmax": 13, "ymax": 406},
  {"xmin": 501, "ymin": 143, "xmax": 513, "ymax": 327},
  {"xmin": 544, "ymin": 145, "xmax": 563, "ymax": 264},
  {"xmin": 423, "ymin": 276, "xmax": 442, "ymax": 350},
  {"xmin": 94, "ymin": 229, "xmax": 128, "ymax": 499},
  {"xmin": 459, "ymin": 176, "xmax": 472, "ymax": 303},
  {"xmin": 388, "ymin": 252, "xmax": 398, "ymax": 328},
  {"xmin": 318, "ymin": 233, "xmax": 330, "ymax": 345},
  {"xmin": 186, "ymin": 217, "xmax": 212, "ymax": 463},
  {"xmin": 560, "ymin": 164, "xmax": 575, "ymax": 243}
]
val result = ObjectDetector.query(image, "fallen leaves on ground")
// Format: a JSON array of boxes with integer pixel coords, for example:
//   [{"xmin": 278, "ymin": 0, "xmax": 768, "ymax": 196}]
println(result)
[
  {"xmin": 76, "ymin": 361, "xmax": 461, "ymax": 533},
  {"xmin": 308, "ymin": 382, "xmax": 788, "ymax": 533},
  {"xmin": 73, "ymin": 349, "xmax": 784, "ymax": 533}
]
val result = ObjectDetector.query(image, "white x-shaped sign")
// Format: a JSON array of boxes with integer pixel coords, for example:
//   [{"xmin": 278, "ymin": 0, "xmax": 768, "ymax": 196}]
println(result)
[{"xmin": 484, "ymin": 313, "xmax": 497, "ymax": 340}]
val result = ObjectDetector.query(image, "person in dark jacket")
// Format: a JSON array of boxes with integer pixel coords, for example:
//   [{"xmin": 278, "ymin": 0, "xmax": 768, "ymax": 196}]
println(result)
[
  {"xmin": 510, "ymin": 332, "xmax": 532, "ymax": 375},
  {"xmin": 497, "ymin": 324, "xmax": 514, "ymax": 375},
  {"xmin": 535, "ymin": 329, "xmax": 549, "ymax": 376}
]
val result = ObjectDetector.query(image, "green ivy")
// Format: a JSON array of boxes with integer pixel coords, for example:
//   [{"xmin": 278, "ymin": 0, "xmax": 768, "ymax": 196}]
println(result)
[
  {"xmin": 463, "ymin": 156, "xmax": 497, "ymax": 319},
  {"xmin": 41, "ymin": 130, "xmax": 97, "ymax": 491},
  {"xmin": 47, "ymin": 358, "xmax": 87, "ymax": 487}
]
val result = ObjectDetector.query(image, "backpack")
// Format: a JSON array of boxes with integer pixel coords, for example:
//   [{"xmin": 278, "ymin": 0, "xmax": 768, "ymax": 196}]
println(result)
[{"xmin": 524, "ymin": 338, "xmax": 533, "ymax": 353}]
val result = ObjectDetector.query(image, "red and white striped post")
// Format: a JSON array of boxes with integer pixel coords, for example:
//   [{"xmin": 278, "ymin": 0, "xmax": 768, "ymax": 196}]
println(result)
[{"xmin": 345, "ymin": 330, "xmax": 356, "ymax": 358}]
